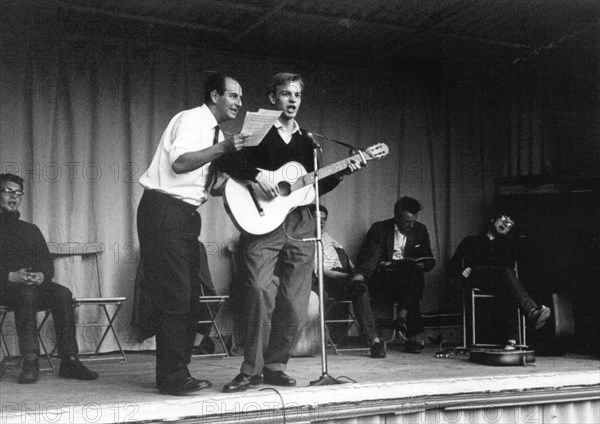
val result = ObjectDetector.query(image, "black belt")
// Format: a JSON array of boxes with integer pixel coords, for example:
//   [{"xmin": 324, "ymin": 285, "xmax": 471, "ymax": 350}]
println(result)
[{"xmin": 144, "ymin": 189, "xmax": 198, "ymax": 213}]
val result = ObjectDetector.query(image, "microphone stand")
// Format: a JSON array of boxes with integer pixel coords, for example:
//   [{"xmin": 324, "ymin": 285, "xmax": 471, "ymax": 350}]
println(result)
[{"xmin": 307, "ymin": 137, "xmax": 346, "ymax": 386}]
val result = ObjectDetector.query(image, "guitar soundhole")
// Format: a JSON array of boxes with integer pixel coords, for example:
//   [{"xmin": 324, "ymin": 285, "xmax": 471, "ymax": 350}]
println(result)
[{"xmin": 278, "ymin": 181, "xmax": 291, "ymax": 196}]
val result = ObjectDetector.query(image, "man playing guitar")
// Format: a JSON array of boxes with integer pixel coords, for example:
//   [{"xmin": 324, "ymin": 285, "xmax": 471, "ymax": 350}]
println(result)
[{"xmin": 215, "ymin": 73, "xmax": 362, "ymax": 392}]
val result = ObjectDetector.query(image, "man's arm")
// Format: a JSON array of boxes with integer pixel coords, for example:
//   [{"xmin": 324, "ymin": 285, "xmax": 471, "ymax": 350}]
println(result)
[
  {"xmin": 352, "ymin": 224, "xmax": 386, "ymax": 281},
  {"xmin": 31, "ymin": 225, "xmax": 54, "ymax": 283},
  {"xmin": 446, "ymin": 237, "xmax": 473, "ymax": 279},
  {"xmin": 317, "ymin": 158, "xmax": 364, "ymax": 197},
  {"xmin": 172, "ymin": 134, "xmax": 249, "ymax": 174},
  {"xmin": 414, "ymin": 225, "xmax": 436, "ymax": 272},
  {"xmin": 3, "ymin": 225, "xmax": 54, "ymax": 285},
  {"xmin": 0, "ymin": 262, "xmax": 9, "ymax": 286}
]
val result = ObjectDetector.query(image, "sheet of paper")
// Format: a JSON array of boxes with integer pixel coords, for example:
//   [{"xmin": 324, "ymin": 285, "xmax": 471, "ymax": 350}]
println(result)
[{"xmin": 241, "ymin": 109, "xmax": 281, "ymax": 146}]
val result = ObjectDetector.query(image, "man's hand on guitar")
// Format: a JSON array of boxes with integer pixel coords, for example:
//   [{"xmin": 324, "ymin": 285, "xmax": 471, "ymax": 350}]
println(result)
[
  {"xmin": 346, "ymin": 158, "xmax": 365, "ymax": 174},
  {"xmin": 335, "ymin": 159, "xmax": 365, "ymax": 181},
  {"xmin": 256, "ymin": 171, "xmax": 280, "ymax": 199},
  {"xmin": 224, "ymin": 132, "xmax": 252, "ymax": 152}
]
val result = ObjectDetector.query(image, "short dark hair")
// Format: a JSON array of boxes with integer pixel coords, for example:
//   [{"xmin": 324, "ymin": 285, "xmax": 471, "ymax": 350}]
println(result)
[
  {"xmin": 0, "ymin": 173, "xmax": 24, "ymax": 191},
  {"xmin": 267, "ymin": 73, "xmax": 304, "ymax": 97},
  {"xmin": 489, "ymin": 213, "xmax": 515, "ymax": 227},
  {"xmin": 394, "ymin": 196, "xmax": 422, "ymax": 216},
  {"xmin": 204, "ymin": 73, "xmax": 235, "ymax": 104},
  {"xmin": 311, "ymin": 204, "xmax": 328, "ymax": 216}
]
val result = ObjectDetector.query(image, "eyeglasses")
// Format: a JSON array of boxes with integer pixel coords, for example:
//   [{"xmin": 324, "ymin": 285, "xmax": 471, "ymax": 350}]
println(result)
[{"xmin": 0, "ymin": 188, "xmax": 24, "ymax": 198}]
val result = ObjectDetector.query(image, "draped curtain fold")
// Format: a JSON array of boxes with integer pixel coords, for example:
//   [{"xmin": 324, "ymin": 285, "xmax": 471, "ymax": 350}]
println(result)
[{"xmin": 0, "ymin": 31, "xmax": 544, "ymax": 353}]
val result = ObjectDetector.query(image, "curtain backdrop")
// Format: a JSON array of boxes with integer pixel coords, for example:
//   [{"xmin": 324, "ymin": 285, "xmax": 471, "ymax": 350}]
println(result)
[{"xmin": 1, "ymin": 30, "xmax": 544, "ymax": 353}]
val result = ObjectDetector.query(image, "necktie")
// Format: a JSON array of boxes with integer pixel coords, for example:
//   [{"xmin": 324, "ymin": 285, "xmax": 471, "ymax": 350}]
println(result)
[
  {"xmin": 207, "ymin": 125, "xmax": 220, "ymax": 191},
  {"xmin": 213, "ymin": 125, "xmax": 220, "ymax": 145}
]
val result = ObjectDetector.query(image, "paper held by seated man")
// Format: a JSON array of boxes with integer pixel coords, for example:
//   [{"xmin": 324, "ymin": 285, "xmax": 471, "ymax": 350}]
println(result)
[{"xmin": 382, "ymin": 257, "xmax": 436, "ymax": 271}]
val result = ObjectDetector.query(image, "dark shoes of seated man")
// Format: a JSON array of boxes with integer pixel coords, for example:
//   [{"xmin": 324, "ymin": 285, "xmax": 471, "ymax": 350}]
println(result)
[
  {"xmin": 18, "ymin": 355, "xmax": 99, "ymax": 384},
  {"xmin": 370, "ymin": 341, "xmax": 386, "ymax": 358},
  {"xmin": 223, "ymin": 369, "xmax": 296, "ymax": 393},
  {"xmin": 404, "ymin": 339, "xmax": 424, "ymax": 354}
]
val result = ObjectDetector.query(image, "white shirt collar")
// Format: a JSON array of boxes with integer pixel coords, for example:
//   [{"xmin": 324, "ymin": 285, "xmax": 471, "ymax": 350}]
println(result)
[{"xmin": 273, "ymin": 119, "xmax": 301, "ymax": 143}]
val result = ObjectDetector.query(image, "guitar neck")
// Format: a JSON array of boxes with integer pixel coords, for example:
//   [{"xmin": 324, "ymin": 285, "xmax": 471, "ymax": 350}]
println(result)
[{"xmin": 291, "ymin": 152, "xmax": 365, "ymax": 192}]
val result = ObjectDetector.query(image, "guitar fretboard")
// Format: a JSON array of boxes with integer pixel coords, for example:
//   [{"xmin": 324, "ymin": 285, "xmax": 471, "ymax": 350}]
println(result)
[{"xmin": 291, "ymin": 153, "xmax": 365, "ymax": 192}]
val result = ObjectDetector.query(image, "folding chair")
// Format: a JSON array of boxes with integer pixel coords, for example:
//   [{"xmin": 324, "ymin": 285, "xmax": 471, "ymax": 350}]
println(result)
[
  {"xmin": 461, "ymin": 263, "xmax": 526, "ymax": 348},
  {"xmin": 47, "ymin": 242, "xmax": 126, "ymax": 363},
  {"xmin": 195, "ymin": 293, "xmax": 230, "ymax": 358},
  {"xmin": 324, "ymin": 298, "xmax": 369, "ymax": 355},
  {"xmin": 0, "ymin": 306, "xmax": 55, "ymax": 372},
  {"xmin": 462, "ymin": 287, "xmax": 526, "ymax": 348}
]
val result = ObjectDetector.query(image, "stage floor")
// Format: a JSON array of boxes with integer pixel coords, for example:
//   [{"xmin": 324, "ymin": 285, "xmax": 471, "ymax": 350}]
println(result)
[{"xmin": 1, "ymin": 345, "xmax": 599, "ymax": 423}]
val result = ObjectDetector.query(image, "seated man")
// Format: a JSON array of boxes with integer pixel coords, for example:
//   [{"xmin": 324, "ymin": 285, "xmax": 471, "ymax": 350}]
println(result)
[
  {"xmin": 350, "ymin": 197, "xmax": 436, "ymax": 354},
  {"xmin": 0, "ymin": 173, "xmax": 98, "ymax": 384},
  {"xmin": 313, "ymin": 205, "xmax": 385, "ymax": 358},
  {"xmin": 446, "ymin": 213, "xmax": 551, "ymax": 348}
]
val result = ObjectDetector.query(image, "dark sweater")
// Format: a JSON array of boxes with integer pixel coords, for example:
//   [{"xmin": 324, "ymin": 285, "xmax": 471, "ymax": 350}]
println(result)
[
  {"xmin": 0, "ymin": 212, "xmax": 54, "ymax": 286},
  {"xmin": 446, "ymin": 233, "xmax": 515, "ymax": 279},
  {"xmin": 213, "ymin": 126, "xmax": 340, "ymax": 195}
]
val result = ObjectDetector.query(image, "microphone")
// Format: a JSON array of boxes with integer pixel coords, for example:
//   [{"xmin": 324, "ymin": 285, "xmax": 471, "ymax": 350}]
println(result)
[{"xmin": 306, "ymin": 132, "xmax": 321, "ymax": 150}]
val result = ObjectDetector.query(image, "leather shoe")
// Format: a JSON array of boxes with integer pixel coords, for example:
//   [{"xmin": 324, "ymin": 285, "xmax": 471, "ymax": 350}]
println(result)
[
  {"xmin": 370, "ymin": 341, "xmax": 386, "ymax": 358},
  {"xmin": 263, "ymin": 369, "xmax": 296, "ymax": 386},
  {"xmin": 59, "ymin": 358, "xmax": 99, "ymax": 380},
  {"xmin": 223, "ymin": 373, "xmax": 263, "ymax": 393},
  {"xmin": 158, "ymin": 376, "xmax": 212, "ymax": 395},
  {"xmin": 18, "ymin": 358, "xmax": 39, "ymax": 384},
  {"xmin": 527, "ymin": 306, "xmax": 551, "ymax": 330},
  {"xmin": 404, "ymin": 340, "xmax": 424, "ymax": 354}
]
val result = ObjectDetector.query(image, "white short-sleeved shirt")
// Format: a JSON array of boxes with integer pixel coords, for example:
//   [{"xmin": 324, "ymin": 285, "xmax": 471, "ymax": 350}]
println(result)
[
  {"xmin": 315, "ymin": 232, "xmax": 345, "ymax": 270},
  {"xmin": 139, "ymin": 104, "xmax": 222, "ymax": 206}
]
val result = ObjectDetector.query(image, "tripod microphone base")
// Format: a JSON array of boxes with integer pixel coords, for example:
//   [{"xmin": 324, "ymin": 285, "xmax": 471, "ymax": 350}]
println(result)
[{"xmin": 309, "ymin": 373, "xmax": 348, "ymax": 386}]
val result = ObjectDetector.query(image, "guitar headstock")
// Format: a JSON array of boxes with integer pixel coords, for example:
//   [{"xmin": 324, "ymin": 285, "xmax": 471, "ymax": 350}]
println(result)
[{"xmin": 364, "ymin": 143, "xmax": 389, "ymax": 161}]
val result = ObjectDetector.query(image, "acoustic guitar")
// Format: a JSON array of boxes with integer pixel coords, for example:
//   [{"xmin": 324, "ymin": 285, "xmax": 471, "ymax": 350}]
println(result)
[{"xmin": 223, "ymin": 143, "xmax": 389, "ymax": 235}]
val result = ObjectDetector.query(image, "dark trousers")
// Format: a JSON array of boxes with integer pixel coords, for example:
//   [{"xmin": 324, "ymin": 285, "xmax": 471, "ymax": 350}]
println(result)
[
  {"xmin": 322, "ymin": 277, "xmax": 378, "ymax": 345},
  {"xmin": 236, "ymin": 207, "xmax": 315, "ymax": 376},
  {"xmin": 469, "ymin": 266, "xmax": 537, "ymax": 340},
  {"xmin": 0, "ymin": 281, "xmax": 78, "ymax": 357},
  {"xmin": 137, "ymin": 190, "xmax": 204, "ymax": 386},
  {"xmin": 371, "ymin": 261, "xmax": 425, "ymax": 337}
]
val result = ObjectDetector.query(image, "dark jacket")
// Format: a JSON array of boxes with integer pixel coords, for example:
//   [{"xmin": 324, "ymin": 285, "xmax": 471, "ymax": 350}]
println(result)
[
  {"xmin": 0, "ymin": 212, "xmax": 54, "ymax": 286},
  {"xmin": 355, "ymin": 218, "xmax": 435, "ymax": 280},
  {"xmin": 446, "ymin": 233, "xmax": 516, "ymax": 279},
  {"xmin": 212, "ymin": 126, "xmax": 341, "ymax": 196}
]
